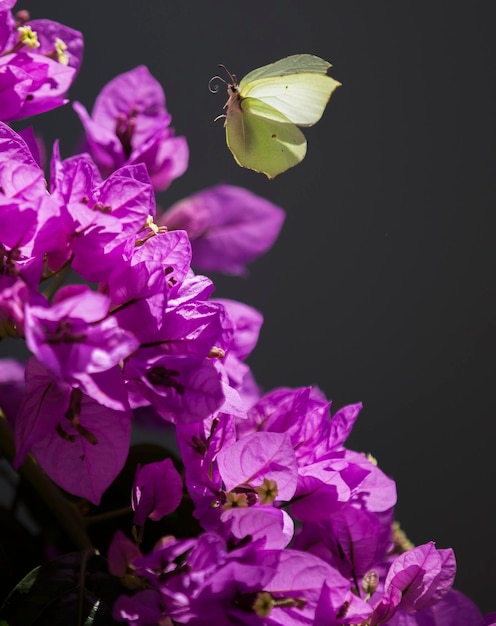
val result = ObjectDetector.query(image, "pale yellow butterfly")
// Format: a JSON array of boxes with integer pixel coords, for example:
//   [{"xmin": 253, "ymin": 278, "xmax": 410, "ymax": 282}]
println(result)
[{"xmin": 209, "ymin": 54, "xmax": 341, "ymax": 179}]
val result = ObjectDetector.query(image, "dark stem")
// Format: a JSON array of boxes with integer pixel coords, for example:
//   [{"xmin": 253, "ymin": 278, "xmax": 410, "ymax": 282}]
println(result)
[{"xmin": 77, "ymin": 547, "xmax": 96, "ymax": 626}]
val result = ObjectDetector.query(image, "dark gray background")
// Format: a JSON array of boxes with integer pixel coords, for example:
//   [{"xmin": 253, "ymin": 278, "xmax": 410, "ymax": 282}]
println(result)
[{"xmin": 5, "ymin": 0, "xmax": 496, "ymax": 613}]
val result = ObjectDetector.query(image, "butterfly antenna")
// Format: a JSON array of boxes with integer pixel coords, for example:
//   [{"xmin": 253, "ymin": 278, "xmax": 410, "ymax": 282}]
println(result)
[
  {"xmin": 208, "ymin": 75, "xmax": 227, "ymax": 93},
  {"xmin": 208, "ymin": 64, "xmax": 238, "ymax": 93},
  {"xmin": 217, "ymin": 64, "xmax": 237, "ymax": 85}
]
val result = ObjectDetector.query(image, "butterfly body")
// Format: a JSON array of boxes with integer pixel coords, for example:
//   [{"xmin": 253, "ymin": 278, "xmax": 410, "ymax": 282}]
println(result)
[{"xmin": 217, "ymin": 54, "xmax": 341, "ymax": 178}]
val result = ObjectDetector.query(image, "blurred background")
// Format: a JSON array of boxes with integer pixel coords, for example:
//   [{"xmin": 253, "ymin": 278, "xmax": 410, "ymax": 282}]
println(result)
[{"xmin": 3, "ymin": 0, "xmax": 495, "ymax": 612}]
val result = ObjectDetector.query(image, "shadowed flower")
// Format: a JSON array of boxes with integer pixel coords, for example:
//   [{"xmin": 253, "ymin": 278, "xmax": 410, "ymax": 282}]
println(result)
[
  {"xmin": 159, "ymin": 184, "xmax": 285, "ymax": 276},
  {"xmin": 132, "ymin": 457, "xmax": 183, "ymax": 527},
  {"xmin": 13, "ymin": 358, "xmax": 132, "ymax": 504}
]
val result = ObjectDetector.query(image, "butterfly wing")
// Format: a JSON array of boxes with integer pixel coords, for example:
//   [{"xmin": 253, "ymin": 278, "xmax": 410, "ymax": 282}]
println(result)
[
  {"xmin": 225, "ymin": 96, "xmax": 307, "ymax": 179},
  {"xmin": 238, "ymin": 54, "xmax": 341, "ymax": 126},
  {"xmin": 239, "ymin": 73, "xmax": 340, "ymax": 127},
  {"xmin": 239, "ymin": 54, "xmax": 332, "ymax": 82}
]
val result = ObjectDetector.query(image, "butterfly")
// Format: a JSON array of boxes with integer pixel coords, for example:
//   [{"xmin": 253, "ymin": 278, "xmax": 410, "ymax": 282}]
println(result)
[{"xmin": 209, "ymin": 54, "xmax": 341, "ymax": 179}]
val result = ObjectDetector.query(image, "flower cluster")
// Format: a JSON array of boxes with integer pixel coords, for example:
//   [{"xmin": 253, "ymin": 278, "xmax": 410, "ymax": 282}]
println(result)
[{"xmin": 0, "ymin": 4, "xmax": 493, "ymax": 626}]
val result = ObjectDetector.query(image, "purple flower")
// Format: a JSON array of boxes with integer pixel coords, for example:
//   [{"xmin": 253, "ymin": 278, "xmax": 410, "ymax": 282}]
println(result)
[
  {"xmin": 293, "ymin": 506, "xmax": 388, "ymax": 581},
  {"xmin": 132, "ymin": 457, "xmax": 183, "ymax": 527},
  {"xmin": 0, "ymin": 194, "xmax": 62, "ymax": 286},
  {"xmin": 0, "ymin": 123, "xmax": 64, "ymax": 331},
  {"xmin": 216, "ymin": 431, "xmax": 298, "ymax": 502},
  {"xmin": 107, "ymin": 530, "xmax": 142, "ymax": 578},
  {"xmin": 73, "ymin": 65, "xmax": 188, "ymax": 190},
  {"xmin": 113, "ymin": 531, "xmax": 366, "ymax": 626},
  {"xmin": 24, "ymin": 285, "xmax": 138, "ymax": 407},
  {"xmin": 221, "ymin": 505, "xmax": 294, "ymax": 550},
  {"xmin": 0, "ymin": 11, "xmax": 83, "ymax": 121},
  {"xmin": 239, "ymin": 389, "xmax": 398, "ymax": 524},
  {"xmin": 50, "ymin": 155, "xmax": 157, "ymax": 283},
  {"xmin": 383, "ymin": 541, "xmax": 456, "ymax": 613},
  {"xmin": 13, "ymin": 358, "xmax": 132, "ymax": 504},
  {"xmin": 159, "ymin": 184, "xmax": 285, "ymax": 276},
  {"xmin": 177, "ymin": 419, "xmax": 298, "ymax": 547},
  {"xmin": 237, "ymin": 386, "xmax": 362, "ymax": 464},
  {"xmin": 0, "ymin": 120, "xmax": 46, "ymax": 201},
  {"xmin": 176, "ymin": 412, "xmax": 236, "ymax": 510},
  {"xmin": 108, "ymin": 229, "xmax": 193, "ymax": 336},
  {"xmin": 262, "ymin": 549, "xmax": 371, "ymax": 626},
  {"xmin": 27, "ymin": 18, "xmax": 84, "ymax": 69},
  {"xmin": 122, "ymin": 296, "xmax": 233, "ymax": 423},
  {"xmin": 124, "ymin": 351, "xmax": 225, "ymax": 424},
  {"xmin": 386, "ymin": 589, "xmax": 486, "ymax": 626}
]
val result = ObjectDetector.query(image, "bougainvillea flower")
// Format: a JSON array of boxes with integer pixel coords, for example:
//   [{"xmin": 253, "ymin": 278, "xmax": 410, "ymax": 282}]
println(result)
[
  {"xmin": 0, "ymin": 120, "xmax": 47, "ymax": 201},
  {"xmin": 0, "ymin": 125, "xmax": 62, "ymax": 290},
  {"xmin": 291, "ymin": 456, "xmax": 369, "ymax": 521},
  {"xmin": 176, "ymin": 412, "xmax": 236, "ymax": 509},
  {"xmin": 0, "ymin": 11, "xmax": 83, "ymax": 121},
  {"xmin": 121, "ymin": 293, "xmax": 234, "ymax": 423},
  {"xmin": 124, "ymin": 351, "xmax": 225, "ymax": 424},
  {"xmin": 166, "ymin": 272, "xmax": 215, "ymax": 310},
  {"xmin": 73, "ymin": 65, "xmax": 188, "ymax": 190},
  {"xmin": 27, "ymin": 19, "xmax": 84, "ymax": 69},
  {"xmin": 386, "ymin": 589, "xmax": 486, "ymax": 625},
  {"xmin": 108, "ymin": 229, "xmax": 193, "ymax": 336},
  {"xmin": 14, "ymin": 358, "xmax": 132, "ymax": 504},
  {"xmin": 107, "ymin": 530, "xmax": 143, "ymax": 578},
  {"xmin": 159, "ymin": 184, "xmax": 285, "ymax": 276},
  {"xmin": 237, "ymin": 386, "xmax": 363, "ymax": 465},
  {"xmin": 49, "ymin": 142, "xmax": 102, "ymax": 204},
  {"xmin": 220, "ymin": 505, "xmax": 294, "ymax": 549},
  {"xmin": 344, "ymin": 449, "xmax": 398, "ymax": 513},
  {"xmin": 210, "ymin": 431, "xmax": 298, "ymax": 545},
  {"xmin": 115, "ymin": 531, "xmax": 366, "ymax": 626},
  {"xmin": 216, "ymin": 431, "xmax": 298, "ymax": 502},
  {"xmin": 293, "ymin": 505, "xmax": 386, "ymax": 580},
  {"xmin": 383, "ymin": 541, "xmax": 456, "ymax": 613},
  {"xmin": 292, "ymin": 447, "xmax": 396, "ymax": 522},
  {"xmin": 0, "ymin": 54, "xmax": 76, "ymax": 121},
  {"xmin": 62, "ymin": 163, "xmax": 157, "ymax": 283},
  {"xmin": 262, "ymin": 549, "xmax": 371, "ymax": 626},
  {"xmin": 131, "ymin": 457, "xmax": 183, "ymax": 527},
  {"xmin": 0, "ymin": 200, "xmax": 47, "ymax": 286},
  {"xmin": 24, "ymin": 285, "xmax": 138, "ymax": 390}
]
